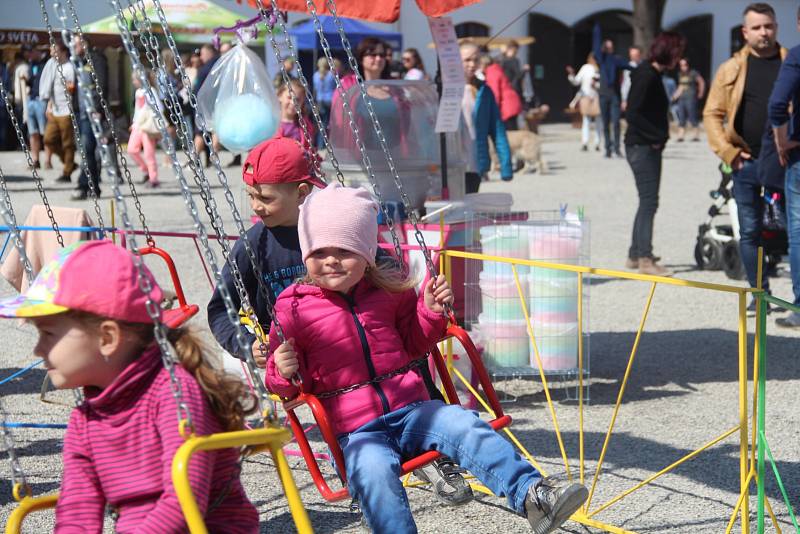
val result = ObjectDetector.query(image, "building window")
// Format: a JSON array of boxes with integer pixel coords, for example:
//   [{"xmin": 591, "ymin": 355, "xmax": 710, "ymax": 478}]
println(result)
[{"xmin": 454, "ymin": 22, "xmax": 489, "ymax": 38}]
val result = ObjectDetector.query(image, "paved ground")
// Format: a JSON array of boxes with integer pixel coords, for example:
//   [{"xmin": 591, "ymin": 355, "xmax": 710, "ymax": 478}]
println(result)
[{"xmin": 0, "ymin": 123, "xmax": 798, "ymax": 533}]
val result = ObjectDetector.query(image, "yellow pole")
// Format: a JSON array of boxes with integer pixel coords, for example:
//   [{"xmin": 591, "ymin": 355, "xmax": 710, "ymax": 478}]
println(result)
[
  {"xmin": 750, "ymin": 247, "xmax": 763, "ymax": 473},
  {"xmin": 577, "ymin": 272, "xmax": 585, "ymax": 487},
  {"xmin": 513, "ymin": 264, "xmax": 572, "ymax": 480},
  {"xmin": 585, "ymin": 282, "xmax": 657, "ymax": 512},
  {"xmin": 738, "ymin": 291, "xmax": 750, "ymax": 534},
  {"xmin": 110, "ymin": 200, "xmax": 116, "ymax": 244},
  {"xmin": 726, "ymin": 469, "xmax": 755, "ymax": 534},
  {"xmin": 5, "ymin": 494, "xmax": 59, "ymax": 534},
  {"xmin": 268, "ymin": 443, "xmax": 313, "ymax": 533}
]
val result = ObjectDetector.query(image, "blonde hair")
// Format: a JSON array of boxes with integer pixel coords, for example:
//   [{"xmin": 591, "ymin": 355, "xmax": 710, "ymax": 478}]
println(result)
[
  {"xmin": 70, "ymin": 311, "xmax": 256, "ymax": 432},
  {"xmin": 300, "ymin": 256, "xmax": 417, "ymax": 293}
]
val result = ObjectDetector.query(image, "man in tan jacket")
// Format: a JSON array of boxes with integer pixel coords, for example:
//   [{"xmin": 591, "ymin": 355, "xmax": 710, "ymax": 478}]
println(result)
[{"xmin": 703, "ymin": 2, "xmax": 786, "ymax": 313}]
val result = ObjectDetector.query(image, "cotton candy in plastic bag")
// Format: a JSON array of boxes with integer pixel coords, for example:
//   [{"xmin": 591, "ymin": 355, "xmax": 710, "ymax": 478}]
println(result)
[{"xmin": 197, "ymin": 43, "xmax": 279, "ymax": 153}]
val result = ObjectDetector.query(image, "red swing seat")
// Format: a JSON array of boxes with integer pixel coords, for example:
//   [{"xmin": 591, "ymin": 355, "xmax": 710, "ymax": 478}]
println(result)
[
  {"xmin": 137, "ymin": 246, "xmax": 199, "ymax": 329},
  {"xmin": 282, "ymin": 322, "xmax": 512, "ymax": 502}
]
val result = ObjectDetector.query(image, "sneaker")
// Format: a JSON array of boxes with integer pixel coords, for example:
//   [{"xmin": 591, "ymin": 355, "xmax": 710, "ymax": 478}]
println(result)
[
  {"xmin": 56, "ymin": 175, "xmax": 71, "ymax": 183},
  {"xmin": 228, "ymin": 154, "xmax": 242, "ymax": 167},
  {"xmin": 581, "ymin": 145, "xmax": 588, "ymax": 152},
  {"xmin": 626, "ymin": 256, "xmax": 662, "ymax": 270},
  {"xmin": 349, "ymin": 498, "xmax": 370, "ymax": 532},
  {"xmin": 747, "ymin": 298, "xmax": 772, "ymax": 317},
  {"xmin": 776, "ymin": 312, "xmax": 800, "ymax": 329},
  {"xmin": 139, "ymin": 174, "xmax": 149, "ymax": 184},
  {"xmin": 614, "ymin": 150, "xmax": 624, "ymax": 158},
  {"xmin": 70, "ymin": 190, "xmax": 88, "ymax": 201},
  {"xmin": 525, "ymin": 478, "xmax": 588, "ymax": 534},
  {"xmin": 413, "ymin": 457, "xmax": 474, "ymax": 506},
  {"xmin": 32, "ymin": 161, "xmax": 41, "ymax": 170}
]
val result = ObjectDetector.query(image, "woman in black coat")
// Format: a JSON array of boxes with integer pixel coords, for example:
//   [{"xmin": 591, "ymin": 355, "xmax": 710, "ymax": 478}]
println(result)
[{"xmin": 624, "ymin": 32, "xmax": 686, "ymax": 276}]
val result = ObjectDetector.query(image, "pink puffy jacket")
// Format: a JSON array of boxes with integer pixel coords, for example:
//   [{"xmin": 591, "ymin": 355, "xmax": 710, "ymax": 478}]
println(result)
[
  {"xmin": 265, "ymin": 278, "xmax": 447, "ymax": 435},
  {"xmin": 484, "ymin": 63, "xmax": 522, "ymax": 122}
]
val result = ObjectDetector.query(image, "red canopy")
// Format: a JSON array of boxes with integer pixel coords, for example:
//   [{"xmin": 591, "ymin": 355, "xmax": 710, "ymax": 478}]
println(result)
[{"xmin": 232, "ymin": 0, "xmax": 480, "ymax": 23}]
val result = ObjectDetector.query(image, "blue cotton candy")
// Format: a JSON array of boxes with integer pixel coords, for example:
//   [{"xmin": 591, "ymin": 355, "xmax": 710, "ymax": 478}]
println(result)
[{"xmin": 215, "ymin": 93, "xmax": 278, "ymax": 152}]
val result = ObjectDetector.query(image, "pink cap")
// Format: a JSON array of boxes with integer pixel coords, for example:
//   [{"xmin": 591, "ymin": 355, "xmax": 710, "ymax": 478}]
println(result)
[
  {"xmin": 298, "ymin": 184, "xmax": 378, "ymax": 266},
  {"xmin": 0, "ymin": 241, "xmax": 163, "ymax": 324}
]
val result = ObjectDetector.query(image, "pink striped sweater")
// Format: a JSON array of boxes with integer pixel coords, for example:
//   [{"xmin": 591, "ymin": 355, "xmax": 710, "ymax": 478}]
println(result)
[{"xmin": 55, "ymin": 346, "xmax": 259, "ymax": 533}]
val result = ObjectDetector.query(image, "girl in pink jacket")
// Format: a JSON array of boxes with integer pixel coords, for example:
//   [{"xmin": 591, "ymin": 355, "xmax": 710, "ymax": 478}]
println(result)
[
  {"xmin": 0, "ymin": 241, "xmax": 259, "ymax": 533},
  {"xmin": 265, "ymin": 184, "xmax": 587, "ymax": 534}
]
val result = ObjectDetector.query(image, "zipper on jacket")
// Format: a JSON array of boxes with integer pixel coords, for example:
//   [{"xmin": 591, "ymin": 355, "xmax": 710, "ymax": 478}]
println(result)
[{"xmin": 342, "ymin": 293, "xmax": 391, "ymax": 414}]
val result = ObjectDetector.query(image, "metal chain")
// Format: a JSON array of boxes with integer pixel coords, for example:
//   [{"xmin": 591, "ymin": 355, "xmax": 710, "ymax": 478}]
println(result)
[
  {"xmin": 62, "ymin": 0, "xmax": 154, "ymax": 246},
  {"xmin": 0, "ymin": 400, "xmax": 29, "ymax": 499},
  {"xmin": 265, "ymin": 0, "xmax": 405, "ymax": 265},
  {"xmin": 315, "ymin": 358, "xmax": 426, "ymax": 399},
  {"xmin": 0, "ymin": 166, "xmax": 34, "ymax": 283},
  {"xmin": 0, "ymin": 79, "xmax": 64, "ymax": 247},
  {"xmin": 56, "ymin": 0, "xmax": 194, "ymax": 432},
  {"xmin": 325, "ymin": 1, "xmax": 444, "ymax": 295},
  {"xmin": 129, "ymin": 0, "xmax": 279, "ymax": 414},
  {"xmin": 38, "ymin": 0, "xmax": 105, "ymax": 234},
  {"xmin": 107, "ymin": 0, "xmax": 275, "ymax": 426}
]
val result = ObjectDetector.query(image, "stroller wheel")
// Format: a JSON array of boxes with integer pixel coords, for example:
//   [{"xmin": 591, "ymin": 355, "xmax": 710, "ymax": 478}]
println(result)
[
  {"xmin": 695, "ymin": 237, "xmax": 724, "ymax": 271},
  {"xmin": 723, "ymin": 240, "xmax": 747, "ymax": 281}
]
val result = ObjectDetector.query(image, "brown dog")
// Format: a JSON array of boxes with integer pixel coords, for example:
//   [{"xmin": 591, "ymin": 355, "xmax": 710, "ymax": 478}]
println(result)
[{"xmin": 490, "ymin": 129, "xmax": 547, "ymax": 174}]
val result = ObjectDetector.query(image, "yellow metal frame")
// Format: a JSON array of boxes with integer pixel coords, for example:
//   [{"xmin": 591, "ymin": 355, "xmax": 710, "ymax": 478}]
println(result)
[
  {"xmin": 172, "ymin": 426, "xmax": 313, "ymax": 534},
  {"xmin": 5, "ymin": 493, "xmax": 59, "ymax": 534},
  {"xmin": 435, "ymin": 248, "xmax": 762, "ymax": 533}
]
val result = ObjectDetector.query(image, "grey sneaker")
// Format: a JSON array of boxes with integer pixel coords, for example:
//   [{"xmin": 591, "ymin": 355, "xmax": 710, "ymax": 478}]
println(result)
[
  {"xmin": 349, "ymin": 498, "xmax": 370, "ymax": 532},
  {"xmin": 776, "ymin": 312, "xmax": 800, "ymax": 329},
  {"xmin": 525, "ymin": 478, "xmax": 588, "ymax": 534},
  {"xmin": 413, "ymin": 457, "xmax": 474, "ymax": 506}
]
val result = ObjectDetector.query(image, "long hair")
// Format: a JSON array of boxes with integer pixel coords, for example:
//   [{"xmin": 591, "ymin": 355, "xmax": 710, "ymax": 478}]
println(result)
[
  {"xmin": 403, "ymin": 47, "xmax": 425, "ymax": 72},
  {"xmin": 355, "ymin": 37, "xmax": 391, "ymax": 80},
  {"xmin": 70, "ymin": 311, "xmax": 256, "ymax": 432}
]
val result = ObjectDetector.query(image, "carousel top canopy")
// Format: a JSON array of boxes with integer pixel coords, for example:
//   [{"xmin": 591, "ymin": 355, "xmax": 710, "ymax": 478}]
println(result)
[{"xmin": 230, "ymin": 0, "xmax": 482, "ymax": 23}]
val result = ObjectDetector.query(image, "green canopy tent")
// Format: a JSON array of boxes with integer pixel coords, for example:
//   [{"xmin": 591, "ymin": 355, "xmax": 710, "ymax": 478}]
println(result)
[{"xmin": 83, "ymin": 0, "xmax": 268, "ymax": 46}]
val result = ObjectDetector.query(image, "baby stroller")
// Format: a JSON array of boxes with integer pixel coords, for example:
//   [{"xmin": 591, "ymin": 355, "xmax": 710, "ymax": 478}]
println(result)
[{"xmin": 694, "ymin": 163, "xmax": 788, "ymax": 280}]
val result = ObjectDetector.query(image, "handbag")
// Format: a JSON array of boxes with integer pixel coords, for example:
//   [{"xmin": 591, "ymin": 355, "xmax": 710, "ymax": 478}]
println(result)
[
  {"xmin": 134, "ymin": 104, "xmax": 160, "ymax": 136},
  {"xmin": 579, "ymin": 95, "xmax": 600, "ymax": 118}
]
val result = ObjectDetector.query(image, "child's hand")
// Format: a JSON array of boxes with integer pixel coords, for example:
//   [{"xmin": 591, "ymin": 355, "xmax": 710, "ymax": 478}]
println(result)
[
  {"xmin": 251, "ymin": 338, "xmax": 268, "ymax": 368},
  {"xmin": 274, "ymin": 338, "xmax": 299, "ymax": 379},
  {"xmin": 424, "ymin": 275, "xmax": 453, "ymax": 315}
]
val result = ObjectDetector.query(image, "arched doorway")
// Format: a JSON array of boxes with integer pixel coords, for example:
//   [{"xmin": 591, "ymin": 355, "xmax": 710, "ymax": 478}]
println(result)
[
  {"xmin": 669, "ymin": 14, "xmax": 712, "ymax": 83},
  {"xmin": 572, "ymin": 10, "xmax": 633, "ymax": 69},
  {"xmin": 455, "ymin": 21, "xmax": 489, "ymax": 38},
  {"xmin": 527, "ymin": 13, "xmax": 572, "ymax": 122}
]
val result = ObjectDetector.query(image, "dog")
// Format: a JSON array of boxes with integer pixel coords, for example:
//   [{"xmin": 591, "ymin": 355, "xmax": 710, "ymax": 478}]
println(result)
[{"xmin": 490, "ymin": 129, "xmax": 547, "ymax": 174}]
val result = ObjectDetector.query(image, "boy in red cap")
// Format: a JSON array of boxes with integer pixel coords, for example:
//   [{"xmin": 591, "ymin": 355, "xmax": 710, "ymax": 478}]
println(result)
[{"xmin": 207, "ymin": 137, "xmax": 325, "ymax": 366}]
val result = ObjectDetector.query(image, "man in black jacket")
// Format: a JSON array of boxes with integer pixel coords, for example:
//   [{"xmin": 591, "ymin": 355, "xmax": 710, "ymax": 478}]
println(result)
[{"xmin": 71, "ymin": 36, "xmax": 108, "ymax": 201}]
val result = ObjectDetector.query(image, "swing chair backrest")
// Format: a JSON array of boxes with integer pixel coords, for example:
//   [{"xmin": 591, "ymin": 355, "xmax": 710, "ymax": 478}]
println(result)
[
  {"xmin": 137, "ymin": 246, "xmax": 199, "ymax": 329},
  {"xmin": 281, "ymin": 323, "xmax": 512, "ymax": 502}
]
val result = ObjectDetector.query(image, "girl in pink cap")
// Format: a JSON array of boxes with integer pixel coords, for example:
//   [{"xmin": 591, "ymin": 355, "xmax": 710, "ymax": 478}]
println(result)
[
  {"xmin": 265, "ymin": 184, "xmax": 587, "ymax": 534},
  {"xmin": 0, "ymin": 241, "xmax": 259, "ymax": 533}
]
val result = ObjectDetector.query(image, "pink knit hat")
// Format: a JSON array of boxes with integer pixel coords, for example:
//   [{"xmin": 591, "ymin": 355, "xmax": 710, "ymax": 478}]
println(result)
[{"xmin": 298, "ymin": 184, "xmax": 378, "ymax": 266}]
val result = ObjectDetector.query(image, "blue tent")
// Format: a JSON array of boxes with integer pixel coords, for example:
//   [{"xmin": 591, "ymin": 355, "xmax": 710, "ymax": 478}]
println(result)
[{"xmin": 288, "ymin": 15, "xmax": 402, "ymax": 52}]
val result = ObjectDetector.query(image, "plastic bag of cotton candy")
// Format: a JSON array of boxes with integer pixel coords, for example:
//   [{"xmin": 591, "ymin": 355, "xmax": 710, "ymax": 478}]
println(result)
[{"xmin": 197, "ymin": 43, "xmax": 279, "ymax": 153}]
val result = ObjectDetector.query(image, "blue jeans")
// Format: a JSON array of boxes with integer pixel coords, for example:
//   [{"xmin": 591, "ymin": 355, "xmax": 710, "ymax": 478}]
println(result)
[
  {"xmin": 785, "ymin": 159, "xmax": 800, "ymax": 306},
  {"xmin": 732, "ymin": 160, "xmax": 772, "ymax": 291},
  {"xmin": 26, "ymin": 98, "xmax": 47, "ymax": 136},
  {"xmin": 626, "ymin": 144, "xmax": 663, "ymax": 259},
  {"xmin": 77, "ymin": 117, "xmax": 101, "ymax": 194},
  {"xmin": 599, "ymin": 90, "xmax": 621, "ymax": 155},
  {"xmin": 337, "ymin": 400, "xmax": 541, "ymax": 533}
]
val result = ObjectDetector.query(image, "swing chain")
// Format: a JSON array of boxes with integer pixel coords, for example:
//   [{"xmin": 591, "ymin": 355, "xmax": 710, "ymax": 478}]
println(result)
[
  {"xmin": 0, "ymin": 166, "xmax": 35, "ymax": 283},
  {"xmin": 130, "ymin": 0, "xmax": 277, "ymax": 417},
  {"xmin": 314, "ymin": 358, "xmax": 427, "ymax": 399},
  {"xmin": 111, "ymin": 0, "xmax": 275, "ymax": 425},
  {"xmin": 287, "ymin": 0, "xmax": 405, "ymax": 266},
  {"xmin": 0, "ymin": 79, "xmax": 64, "ymax": 248},
  {"xmin": 63, "ymin": 0, "xmax": 194, "ymax": 433},
  {"xmin": 62, "ymin": 0, "xmax": 155, "ymax": 247},
  {"xmin": 39, "ymin": 0, "xmax": 105, "ymax": 235},
  {"xmin": 326, "ymin": 2, "xmax": 451, "ymax": 313},
  {"xmin": 0, "ymin": 399, "xmax": 31, "ymax": 500}
]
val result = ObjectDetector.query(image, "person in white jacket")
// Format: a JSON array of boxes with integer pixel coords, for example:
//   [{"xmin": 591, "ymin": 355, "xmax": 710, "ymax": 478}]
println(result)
[{"xmin": 566, "ymin": 52, "xmax": 603, "ymax": 152}]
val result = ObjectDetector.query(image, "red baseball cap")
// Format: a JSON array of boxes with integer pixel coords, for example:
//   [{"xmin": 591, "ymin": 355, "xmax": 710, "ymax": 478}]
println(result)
[{"xmin": 242, "ymin": 137, "xmax": 326, "ymax": 188}]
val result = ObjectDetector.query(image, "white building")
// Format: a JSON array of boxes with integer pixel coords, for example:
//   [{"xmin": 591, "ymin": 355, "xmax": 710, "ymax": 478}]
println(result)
[{"xmin": 396, "ymin": 0, "xmax": 800, "ymax": 121}]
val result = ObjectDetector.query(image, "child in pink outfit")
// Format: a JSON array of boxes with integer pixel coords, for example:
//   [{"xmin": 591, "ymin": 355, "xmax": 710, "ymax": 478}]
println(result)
[
  {"xmin": 265, "ymin": 184, "xmax": 588, "ymax": 534},
  {"xmin": 0, "ymin": 241, "xmax": 259, "ymax": 532},
  {"xmin": 128, "ymin": 74, "xmax": 160, "ymax": 188}
]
